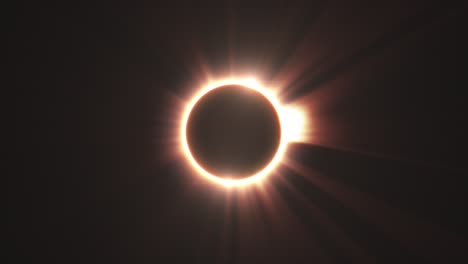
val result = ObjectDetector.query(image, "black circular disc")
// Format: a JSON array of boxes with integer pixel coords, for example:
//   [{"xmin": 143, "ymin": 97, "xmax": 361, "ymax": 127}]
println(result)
[{"xmin": 186, "ymin": 84, "xmax": 281, "ymax": 179}]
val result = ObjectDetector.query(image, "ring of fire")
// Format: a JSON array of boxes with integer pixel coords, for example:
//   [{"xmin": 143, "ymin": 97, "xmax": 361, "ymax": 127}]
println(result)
[{"xmin": 180, "ymin": 78, "xmax": 294, "ymax": 187}]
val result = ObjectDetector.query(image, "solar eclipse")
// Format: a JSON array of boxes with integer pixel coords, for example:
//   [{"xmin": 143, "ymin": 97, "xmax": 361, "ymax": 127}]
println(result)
[
  {"xmin": 186, "ymin": 84, "xmax": 281, "ymax": 179},
  {"xmin": 180, "ymin": 78, "xmax": 307, "ymax": 187}
]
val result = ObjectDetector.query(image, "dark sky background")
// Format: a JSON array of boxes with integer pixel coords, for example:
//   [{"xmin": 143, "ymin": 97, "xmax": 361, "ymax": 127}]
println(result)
[{"xmin": 11, "ymin": 2, "xmax": 468, "ymax": 263}]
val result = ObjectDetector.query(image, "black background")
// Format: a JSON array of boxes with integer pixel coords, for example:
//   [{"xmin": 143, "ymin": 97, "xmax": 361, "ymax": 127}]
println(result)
[{"xmin": 10, "ymin": 2, "xmax": 468, "ymax": 263}]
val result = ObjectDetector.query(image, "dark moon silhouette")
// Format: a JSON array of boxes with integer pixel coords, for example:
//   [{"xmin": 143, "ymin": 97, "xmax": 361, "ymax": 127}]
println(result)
[{"xmin": 186, "ymin": 84, "xmax": 281, "ymax": 179}]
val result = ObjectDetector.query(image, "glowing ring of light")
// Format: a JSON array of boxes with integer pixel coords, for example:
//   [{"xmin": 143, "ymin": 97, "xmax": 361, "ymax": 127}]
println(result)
[{"xmin": 180, "ymin": 78, "xmax": 288, "ymax": 188}]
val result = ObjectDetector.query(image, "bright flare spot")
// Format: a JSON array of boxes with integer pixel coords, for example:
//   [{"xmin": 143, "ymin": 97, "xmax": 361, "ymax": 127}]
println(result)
[
  {"xmin": 279, "ymin": 106, "xmax": 307, "ymax": 143},
  {"xmin": 180, "ymin": 77, "xmax": 306, "ymax": 188}
]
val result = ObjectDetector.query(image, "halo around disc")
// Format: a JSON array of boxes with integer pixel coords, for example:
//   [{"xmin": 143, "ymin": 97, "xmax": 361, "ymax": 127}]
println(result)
[{"xmin": 180, "ymin": 78, "xmax": 288, "ymax": 187}]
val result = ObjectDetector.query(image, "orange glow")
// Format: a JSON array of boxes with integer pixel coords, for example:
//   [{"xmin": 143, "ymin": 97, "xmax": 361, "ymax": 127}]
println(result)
[{"xmin": 180, "ymin": 78, "xmax": 305, "ymax": 187}]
